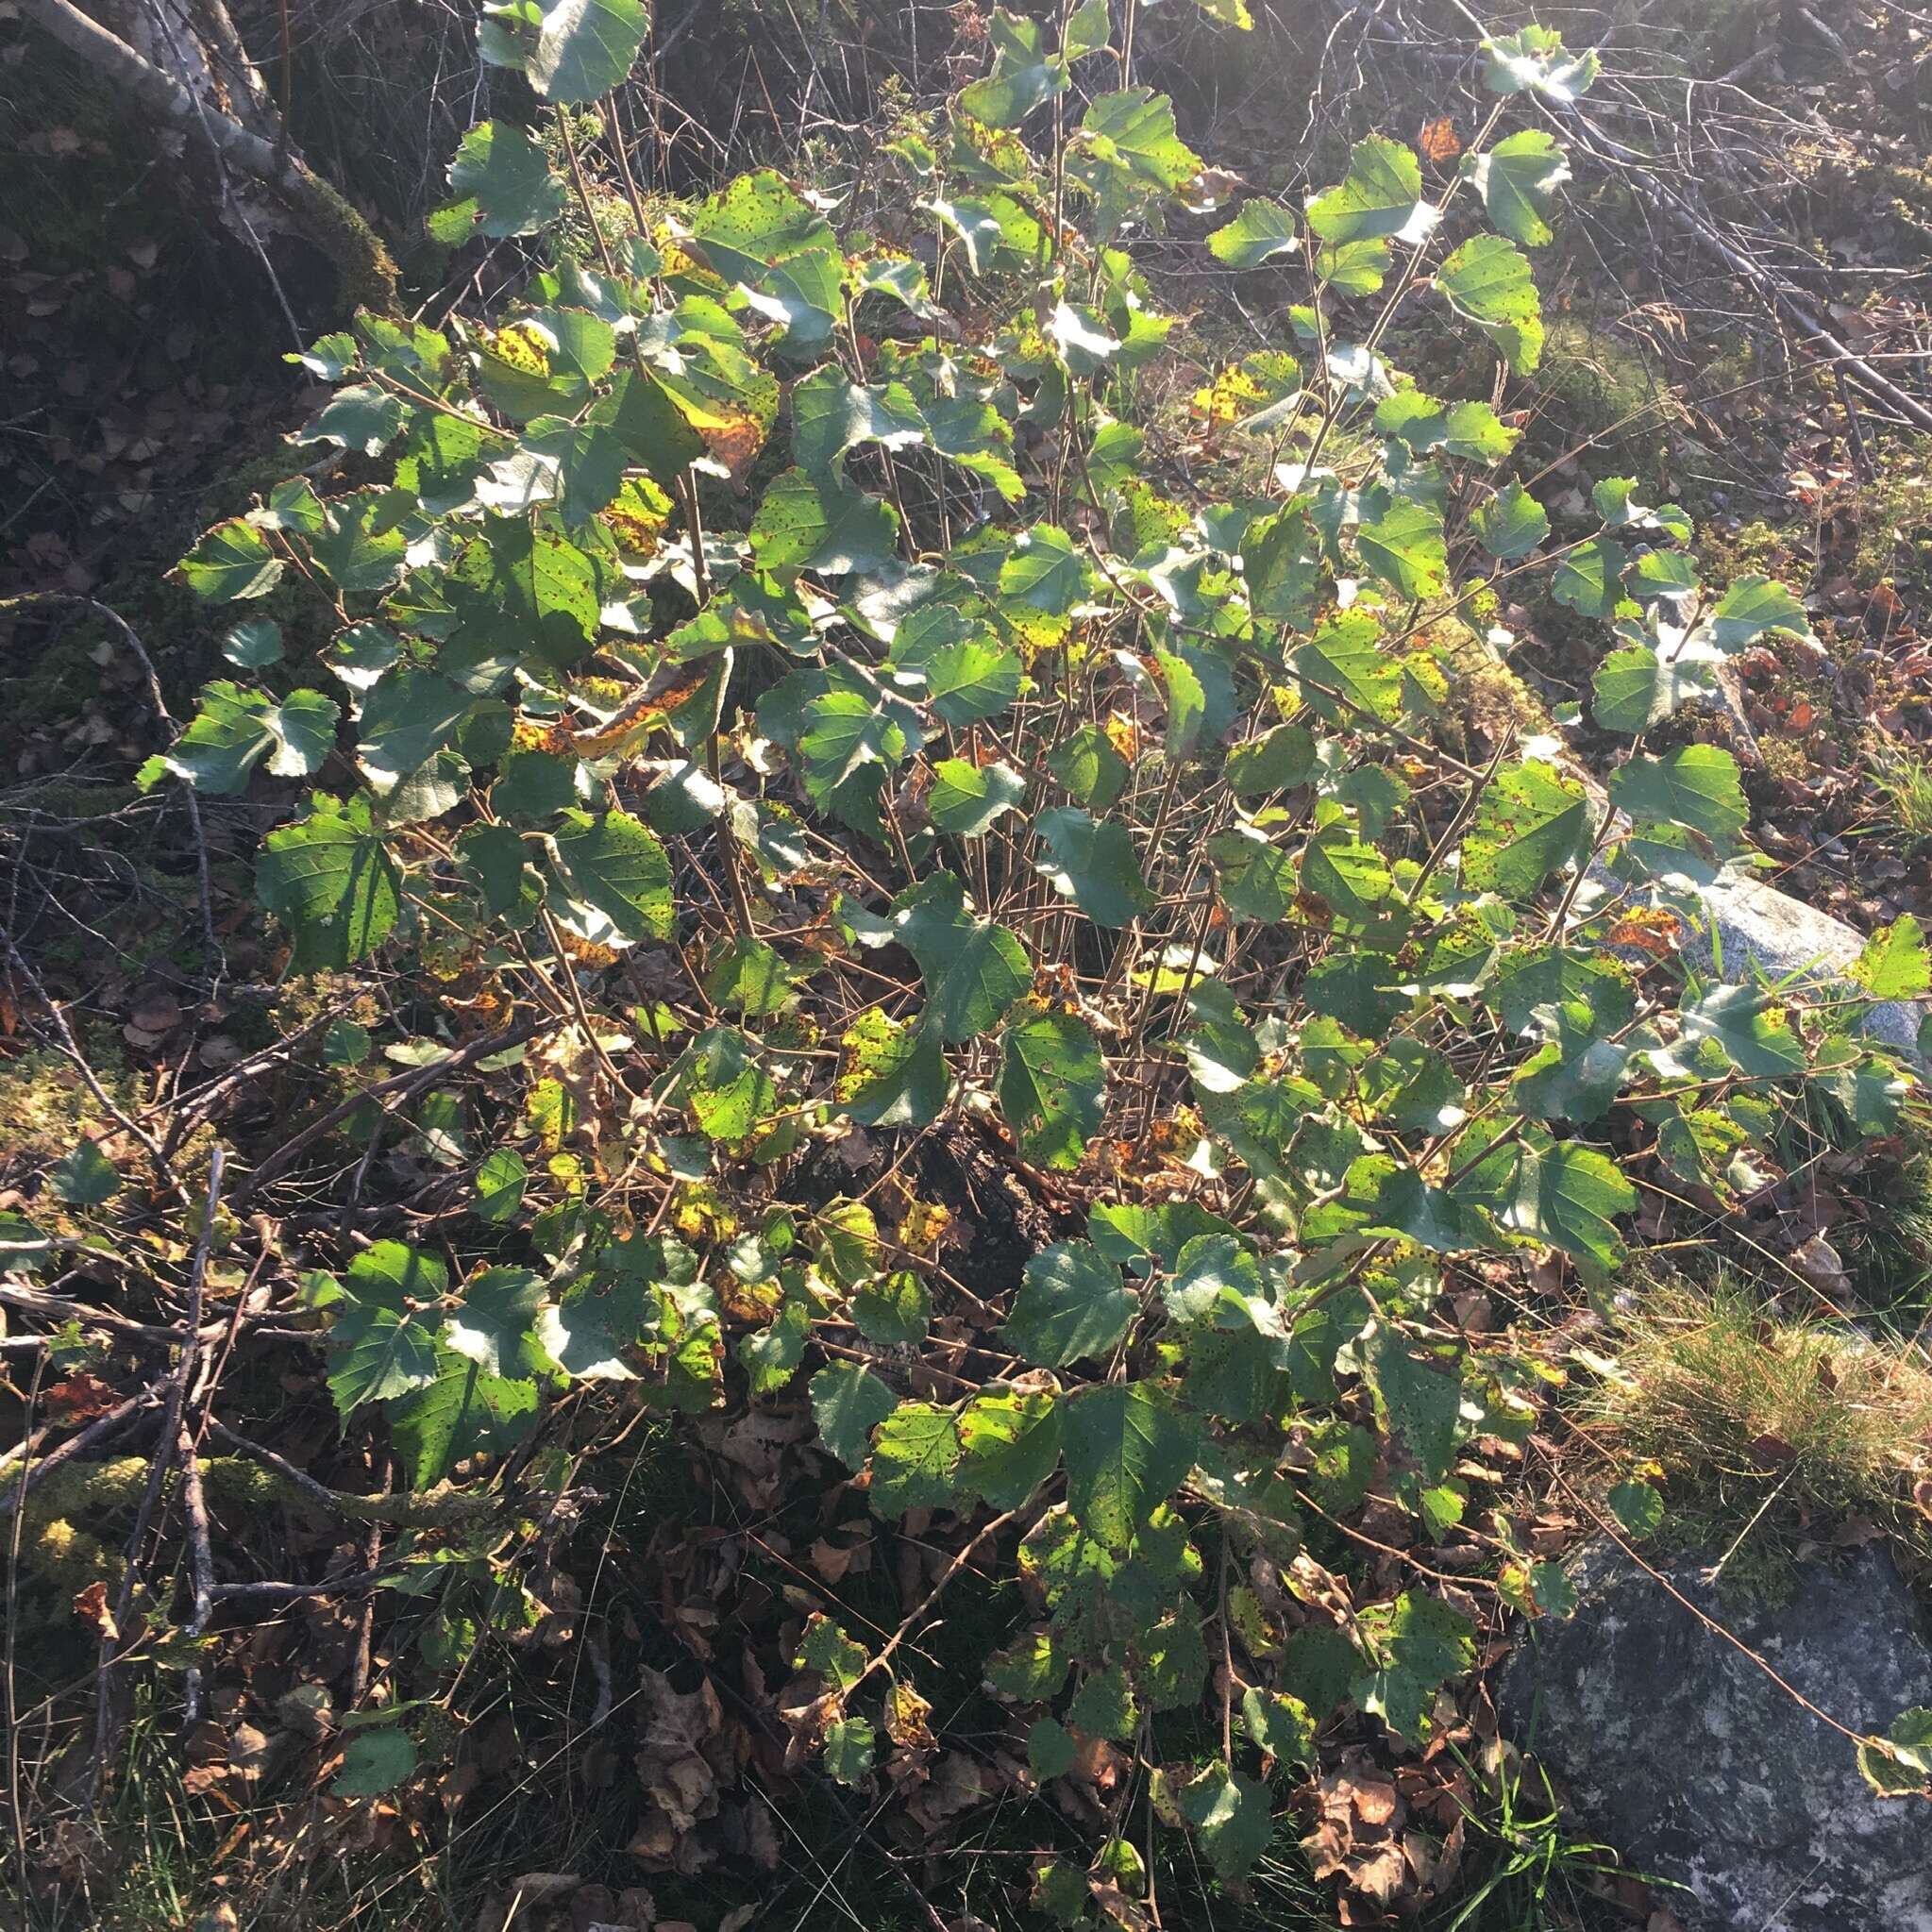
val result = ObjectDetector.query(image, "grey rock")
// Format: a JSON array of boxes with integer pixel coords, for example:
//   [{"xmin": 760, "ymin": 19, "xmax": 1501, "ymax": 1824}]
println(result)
[
  {"xmin": 1575, "ymin": 772, "xmax": 1927, "ymax": 1066},
  {"xmin": 1686, "ymin": 867, "xmax": 1925, "ymax": 1064},
  {"xmin": 1501, "ymin": 1542, "xmax": 1932, "ymax": 1931}
]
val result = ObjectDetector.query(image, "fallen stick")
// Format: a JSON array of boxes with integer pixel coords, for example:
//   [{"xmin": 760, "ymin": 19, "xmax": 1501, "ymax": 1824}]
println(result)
[
  {"xmin": 1542, "ymin": 91, "xmax": 1932, "ymax": 434},
  {"xmin": 233, "ymin": 1015, "xmax": 550, "ymax": 1203}
]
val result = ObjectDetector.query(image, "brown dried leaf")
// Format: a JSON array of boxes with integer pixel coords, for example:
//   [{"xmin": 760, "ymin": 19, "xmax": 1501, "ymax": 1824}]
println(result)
[
  {"xmin": 72, "ymin": 1579, "xmax": 117, "ymax": 1639},
  {"xmin": 46, "ymin": 1372, "xmax": 121, "ymax": 1422}
]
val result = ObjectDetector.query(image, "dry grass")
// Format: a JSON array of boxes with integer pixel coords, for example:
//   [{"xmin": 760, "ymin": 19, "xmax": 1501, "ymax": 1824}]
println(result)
[{"xmin": 1589, "ymin": 1279, "xmax": 1932, "ymax": 1568}]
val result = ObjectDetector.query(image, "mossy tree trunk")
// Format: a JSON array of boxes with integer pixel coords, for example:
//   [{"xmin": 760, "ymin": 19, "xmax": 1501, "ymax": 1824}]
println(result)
[{"xmin": 19, "ymin": 0, "xmax": 399, "ymax": 315}]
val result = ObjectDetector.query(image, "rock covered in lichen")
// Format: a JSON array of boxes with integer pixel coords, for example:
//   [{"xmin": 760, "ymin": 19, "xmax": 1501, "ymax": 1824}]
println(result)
[{"xmin": 1500, "ymin": 1541, "xmax": 1932, "ymax": 1931}]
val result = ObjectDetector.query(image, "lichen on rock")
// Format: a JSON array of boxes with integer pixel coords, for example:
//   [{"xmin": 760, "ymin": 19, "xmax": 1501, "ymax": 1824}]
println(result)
[{"xmin": 1501, "ymin": 1540, "xmax": 1932, "ymax": 1932}]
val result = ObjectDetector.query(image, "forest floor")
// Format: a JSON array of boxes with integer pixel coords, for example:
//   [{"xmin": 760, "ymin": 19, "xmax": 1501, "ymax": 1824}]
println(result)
[{"xmin": 4, "ymin": 3, "xmax": 1932, "ymax": 1930}]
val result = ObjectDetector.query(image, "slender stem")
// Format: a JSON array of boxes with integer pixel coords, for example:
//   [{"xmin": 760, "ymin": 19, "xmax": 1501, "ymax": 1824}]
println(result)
[{"xmin": 557, "ymin": 109, "xmax": 621, "ymax": 281}]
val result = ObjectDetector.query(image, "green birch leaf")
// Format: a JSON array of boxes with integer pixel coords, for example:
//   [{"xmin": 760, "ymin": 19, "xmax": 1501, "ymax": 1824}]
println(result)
[
  {"xmin": 810, "ymin": 1360, "xmax": 898, "ymax": 1471},
  {"xmin": 1226, "ymin": 724, "xmax": 1317, "ymax": 796},
  {"xmin": 1591, "ymin": 643, "xmax": 1718, "ymax": 732},
  {"xmin": 959, "ymin": 1388, "xmax": 1065, "ymax": 1509},
  {"xmin": 749, "ymin": 469, "xmax": 900, "ymax": 580},
  {"xmin": 1034, "ymin": 807, "xmax": 1154, "ymax": 928},
  {"xmin": 1047, "ymin": 725, "xmax": 1129, "ymax": 809},
  {"xmin": 868, "ymin": 1402, "xmax": 965, "ymax": 1516},
  {"xmin": 177, "ymin": 519, "xmax": 281, "ymax": 601},
  {"xmin": 1210, "ymin": 825, "xmax": 1298, "ymax": 923},
  {"xmin": 998, "ymin": 524, "xmax": 1092, "ymax": 618},
  {"xmin": 1352, "ymin": 1590, "xmax": 1474, "ymax": 1741},
  {"xmin": 1363, "ymin": 1325, "xmax": 1461, "ymax": 1482},
  {"xmin": 50, "ymin": 1141, "xmax": 120, "ymax": 1208},
  {"xmin": 520, "ymin": 415, "xmax": 628, "ymax": 523},
  {"xmin": 439, "ymin": 119, "xmax": 565, "ymax": 238},
  {"xmin": 1553, "ymin": 537, "xmax": 1628, "ymax": 617},
  {"xmin": 444, "ymin": 1267, "xmax": 544, "ymax": 1379},
  {"xmin": 987, "ymin": 1630, "xmax": 1068, "ymax": 1702},
  {"xmin": 1626, "ymin": 547, "xmax": 1700, "ymax": 606},
  {"xmin": 1653, "ymin": 984, "xmax": 1805, "ymax": 1080},
  {"xmin": 919, "ymin": 637, "xmax": 1022, "ymax": 726},
  {"xmin": 1462, "ymin": 1134, "xmax": 1636, "ymax": 1270},
  {"xmin": 221, "ymin": 618, "xmax": 283, "ymax": 668},
  {"xmin": 329, "ymin": 1301, "xmax": 441, "ymax": 1415},
  {"xmin": 677, "ymin": 1026, "xmax": 778, "ymax": 1140},
  {"xmin": 1154, "ymin": 646, "xmax": 1208, "ymax": 758},
  {"xmin": 1002, "ymin": 1241, "xmax": 1135, "ymax": 1369},
  {"xmin": 1462, "ymin": 761, "xmax": 1591, "ymax": 900},
  {"xmin": 1063, "ymin": 0, "xmax": 1112, "ymax": 58},
  {"xmin": 823, "ymin": 1716, "xmax": 875, "ymax": 1786},
  {"xmin": 703, "ymin": 936, "xmax": 800, "ymax": 1016},
  {"xmin": 739, "ymin": 1293, "xmax": 810, "ymax": 1394},
  {"xmin": 471, "ymin": 1148, "xmax": 529, "ymax": 1224},
  {"xmin": 1241, "ymin": 507, "xmax": 1328, "ymax": 628},
  {"xmin": 256, "ymin": 794, "xmax": 401, "ymax": 969},
  {"xmin": 1307, "ymin": 137, "xmax": 1436, "ymax": 246},
  {"xmin": 835, "ymin": 1010, "xmax": 949, "ymax": 1127},
  {"xmin": 1293, "ymin": 610, "xmax": 1401, "ymax": 724},
  {"xmin": 1315, "ymin": 235, "xmax": 1390, "ymax": 294},
  {"xmin": 1436, "ymin": 233, "xmax": 1544, "ymax": 372},
  {"xmin": 1176, "ymin": 1762, "xmax": 1273, "ymax": 1880},
  {"xmin": 797, "ymin": 689, "xmax": 908, "ymax": 836},
  {"xmin": 796, "ymin": 1613, "xmax": 868, "ymax": 1691},
  {"xmin": 1163, "ymin": 1232, "xmax": 1262, "ymax": 1323},
  {"xmin": 1242, "ymin": 1687, "xmax": 1316, "ymax": 1765},
  {"xmin": 929, "ymin": 758, "xmax": 1027, "ymax": 836},
  {"xmin": 1703, "ymin": 575, "xmax": 1811, "ymax": 651},
  {"xmin": 1089, "ymin": 1201, "xmax": 1240, "ymax": 1274},
  {"xmin": 293, "ymin": 384, "xmax": 405, "ymax": 461},
  {"xmin": 1208, "ymin": 200, "xmax": 1301, "ymax": 267},
  {"xmin": 959, "ymin": 8, "xmax": 1067, "ymax": 128},
  {"xmin": 1472, "ymin": 480, "xmax": 1549, "ymax": 559},
  {"xmin": 1356, "ymin": 498, "xmax": 1447, "ymax": 599},
  {"xmin": 1853, "ymin": 916, "xmax": 1931, "ymax": 1000},
  {"xmin": 356, "ymin": 670, "xmax": 472, "ymax": 793},
  {"xmin": 690, "ymin": 171, "xmax": 845, "ymax": 347},
  {"xmin": 389, "ymin": 1349, "xmax": 538, "ymax": 1487},
  {"xmin": 482, "ymin": 0, "xmax": 647, "ymax": 103},
  {"xmin": 156, "ymin": 682, "xmax": 339, "ymax": 794},
  {"xmin": 1061, "ymin": 1381, "xmax": 1197, "ymax": 1548},
  {"xmin": 810, "ymin": 1201, "xmax": 879, "ymax": 1292},
  {"xmin": 1607, "ymin": 746, "xmax": 1747, "ymax": 843},
  {"xmin": 790, "ymin": 367, "xmax": 928, "ymax": 479},
  {"xmin": 1607, "ymin": 1479, "xmax": 1664, "ymax": 1539},
  {"xmin": 1072, "ymin": 89, "xmax": 1203, "ymax": 230},
  {"xmin": 332, "ymin": 1727, "xmax": 419, "ymax": 1797},
  {"xmin": 895, "ymin": 877, "xmax": 1031, "ymax": 1043},
  {"xmin": 1482, "ymin": 25, "xmax": 1600, "ymax": 102},
  {"xmin": 1470, "ymin": 128, "xmax": 1569, "ymax": 247},
  {"xmin": 307, "ymin": 492, "xmax": 408, "ymax": 595},
  {"xmin": 547, "ymin": 808, "xmax": 675, "ymax": 943},
  {"xmin": 1859, "ymin": 1708, "xmax": 1932, "ymax": 1797},
  {"xmin": 538, "ymin": 1270, "xmax": 649, "ymax": 1382},
  {"xmin": 1299, "ymin": 830, "xmax": 1393, "ymax": 922},
  {"xmin": 851, "ymin": 1270, "xmax": 931, "ymax": 1347},
  {"xmin": 1067, "ymin": 1664, "xmax": 1135, "ymax": 1740},
  {"xmin": 998, "ymin": 1008, "xmax": 1105, "ymax": 1169},
  {"xmin": 1027, "ymin": 1716, "xmax": 1077, "ymax": 1780},
  {"xmin": 1374, "ymin": 393, "xmax": 1517, "ymax": 463}
]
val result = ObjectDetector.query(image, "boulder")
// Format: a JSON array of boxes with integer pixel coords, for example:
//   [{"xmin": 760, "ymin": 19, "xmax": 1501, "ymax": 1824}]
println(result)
[
  {"xmin": 1500, "ymin": 1541, "xmax": 1932, "ymax": 1931},
  {"xmin": 1578, "ymin": 812, "xmax": 1927, "ymax": 1067},
  {"xmin": 1677, "ymin": 866, "xmax": 1925, "ymax": 1065}
]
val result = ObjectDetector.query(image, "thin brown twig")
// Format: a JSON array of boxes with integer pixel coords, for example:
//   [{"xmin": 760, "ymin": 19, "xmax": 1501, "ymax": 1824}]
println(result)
[{"xmin": 233, "ymin": 1015, "xmax": 549, "ymax": 1203}]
